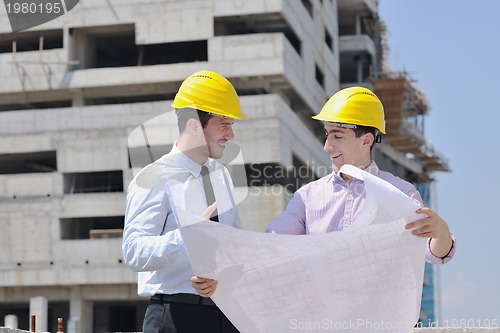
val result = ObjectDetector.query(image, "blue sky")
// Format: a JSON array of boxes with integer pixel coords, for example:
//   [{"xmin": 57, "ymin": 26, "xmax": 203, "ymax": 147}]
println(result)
[{"xmin": 379, "ymin": 0, "xmax": 500, "ymax": 323}]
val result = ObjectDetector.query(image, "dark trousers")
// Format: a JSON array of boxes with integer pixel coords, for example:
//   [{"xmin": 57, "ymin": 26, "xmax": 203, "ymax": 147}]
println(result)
[{"xmin": 143, "ymin": 299, "xmax": 239, "ymax": 333}]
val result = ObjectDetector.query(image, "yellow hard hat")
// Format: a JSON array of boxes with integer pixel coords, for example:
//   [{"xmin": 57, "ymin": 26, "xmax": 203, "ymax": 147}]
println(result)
[
  {"xmin": 312, "ymin": 86, "xmax": 386, "ymax": 134},
  {"xmin": 171, "ymin": 70, "xmax": 247, "ymax": 120}
]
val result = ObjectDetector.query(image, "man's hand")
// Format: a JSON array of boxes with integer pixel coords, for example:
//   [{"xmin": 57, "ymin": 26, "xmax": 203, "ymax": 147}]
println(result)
[
  {"xmin": 201, "ymin": 202, "xmax": 217, "ymax": 220},
  {"xmin": 405, "ymin": 207, "xmax": 453, "ymax": 258},
  {"xmin": 406, "ymin": 207, "xmax": 449, "ymax": 239},
  {"xmin": 190, "ymin": 276, "xmax": 218, "ymax": 298}
]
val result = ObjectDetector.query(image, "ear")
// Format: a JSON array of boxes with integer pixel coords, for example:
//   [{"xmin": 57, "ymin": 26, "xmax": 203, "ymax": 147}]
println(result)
[
  {"xmin": 363, "ymin": 132, "xmax": 375, "ymax": 148},
  {"xmin": 186, "ymin": 118, "xmax": 201, "ymax": 135}
]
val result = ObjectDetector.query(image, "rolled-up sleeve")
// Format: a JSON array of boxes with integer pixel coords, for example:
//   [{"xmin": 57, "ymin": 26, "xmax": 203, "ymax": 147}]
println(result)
[{"xmin": 425, "ymin": 233, "xmax": 456, "ymax": 264}]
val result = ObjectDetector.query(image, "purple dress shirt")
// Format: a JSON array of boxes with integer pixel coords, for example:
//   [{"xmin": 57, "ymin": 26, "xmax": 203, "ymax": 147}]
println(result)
[{"xmin": 266, "ymin": 162, "xmax": 455, "ymax": 264}]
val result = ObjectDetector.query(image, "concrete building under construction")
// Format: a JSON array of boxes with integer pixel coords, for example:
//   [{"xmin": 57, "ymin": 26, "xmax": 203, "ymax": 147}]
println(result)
[{"xmin": 0, "ymin": 0, "xmax": 449, "ymax": 332}]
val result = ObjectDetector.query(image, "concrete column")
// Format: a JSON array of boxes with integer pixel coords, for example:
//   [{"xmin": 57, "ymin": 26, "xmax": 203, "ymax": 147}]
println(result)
[
  {"xmin": 69, "ymin": 286, "xmax": 93, "ymax": 333},
  {"xmin": 67, "ymin": 317, "xmax": 79, "ymax": 333},
  {"xmin": 4, "ymin": 315, "xmax": 18, "ymax": 329},
  {"xmin": 356, "ymin": 56, "xmax": 363, "ymax": 82},
  {"xmin": 68, "ymin": 29, "xmax": 96, "ymax": 70},
  {"xmin": 29, "ymin": 296, "xmax": 48, "ymax": 332},
  {"xmin": 355, "ymin": 14, "xmax": 361, "ymax": 35}
]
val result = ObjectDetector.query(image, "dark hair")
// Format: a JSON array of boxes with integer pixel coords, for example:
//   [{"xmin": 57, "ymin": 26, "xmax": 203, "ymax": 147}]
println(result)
[
  {"xmin": 352, "ymin": 125, "xmax": 378, "ymax": 151},
  {"xmin": 176, "ymin": 109, "xmax": 214, "ymax": 133}
]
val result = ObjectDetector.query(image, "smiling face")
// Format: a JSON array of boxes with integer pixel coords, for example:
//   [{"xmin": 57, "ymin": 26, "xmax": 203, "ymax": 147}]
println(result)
[
  {"xmin": 202, "ymin": 116, "xmax": 235, "ymax": 159},
  {"xmin": 323, "ymin": 123, "xmax": 373, "ymax": 173}
]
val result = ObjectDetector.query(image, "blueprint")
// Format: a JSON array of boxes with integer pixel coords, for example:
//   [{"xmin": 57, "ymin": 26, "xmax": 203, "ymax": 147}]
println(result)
[{"xmin": 174, "ymin": 164, "xmax": 428, "ymax": 332}]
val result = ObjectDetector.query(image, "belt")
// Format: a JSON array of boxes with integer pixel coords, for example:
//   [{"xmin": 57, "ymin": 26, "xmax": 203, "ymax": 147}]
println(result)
[{"xmin": 151, "ymin": 293, "xmax": 216, "ymax": 306}]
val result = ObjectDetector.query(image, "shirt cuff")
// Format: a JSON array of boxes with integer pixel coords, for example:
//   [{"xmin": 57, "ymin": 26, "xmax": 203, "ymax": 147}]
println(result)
[{"xmin": 426, "ymin": 233, "xmax": 456, "ymax": 264}]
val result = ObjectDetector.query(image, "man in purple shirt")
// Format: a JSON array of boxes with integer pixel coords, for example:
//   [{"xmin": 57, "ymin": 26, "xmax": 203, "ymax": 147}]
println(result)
[{"xmin": 266, "ymin": 86, "xmax": 455, "ymax": 264}]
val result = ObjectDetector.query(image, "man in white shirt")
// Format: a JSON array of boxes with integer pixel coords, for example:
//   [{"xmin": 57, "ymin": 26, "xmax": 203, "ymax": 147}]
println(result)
[{"xmin": 122, "ymin": 70, "xmax": 246, "ymax": 333}]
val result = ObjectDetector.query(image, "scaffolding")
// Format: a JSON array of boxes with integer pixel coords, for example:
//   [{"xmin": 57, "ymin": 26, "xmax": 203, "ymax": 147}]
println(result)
[{"xmin": 372, "ymin": 72, "xmax": 450, "ymax": 174}]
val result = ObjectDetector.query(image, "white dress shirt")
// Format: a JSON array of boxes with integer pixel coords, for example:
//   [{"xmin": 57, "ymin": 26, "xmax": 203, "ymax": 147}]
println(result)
[{"xmin": 123, "ymin": 143, "xmax": 241, "ymax": 296}]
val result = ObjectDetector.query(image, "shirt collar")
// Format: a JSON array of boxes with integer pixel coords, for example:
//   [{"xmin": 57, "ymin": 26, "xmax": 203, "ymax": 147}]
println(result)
[
  {"xmin": 363, "ymin": 160, "xmax": 380, "ymax": 176},
  {"xmin": 170, "ymin": 142, "xmax": 213, "ymax": 177},
  {"xmin": 328, "ymin": 161, "xmax": 380, "ymax": 183}
]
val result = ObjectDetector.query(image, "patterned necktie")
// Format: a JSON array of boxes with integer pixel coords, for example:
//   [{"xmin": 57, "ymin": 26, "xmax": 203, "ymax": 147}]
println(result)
[{"xmin": 200, "ymin": 166, "xmax": 219, "ymax": 222}]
